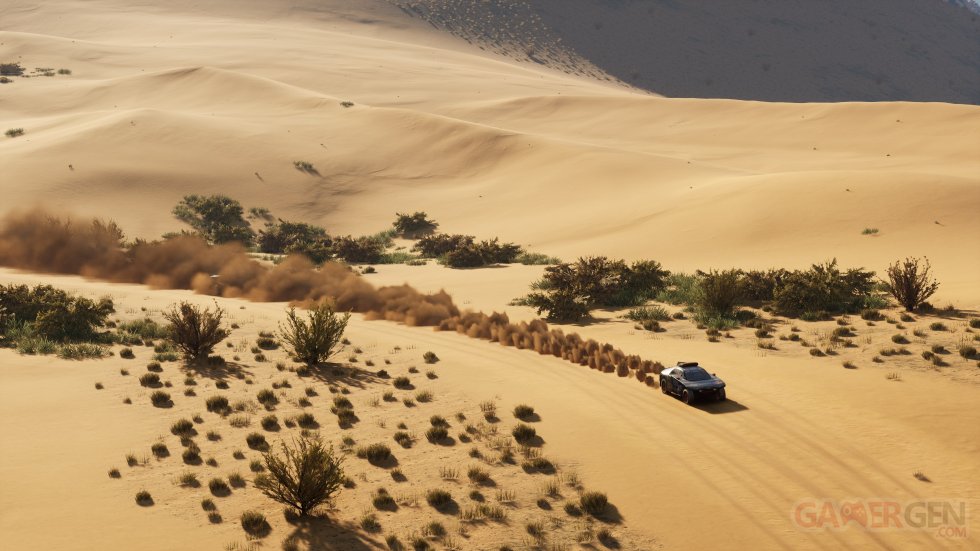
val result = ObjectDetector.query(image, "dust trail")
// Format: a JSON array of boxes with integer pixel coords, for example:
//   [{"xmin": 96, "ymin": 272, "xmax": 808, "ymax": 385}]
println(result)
[{"xmin": 0, "ymin": 209, "xmax": 665, "ymax": 383}]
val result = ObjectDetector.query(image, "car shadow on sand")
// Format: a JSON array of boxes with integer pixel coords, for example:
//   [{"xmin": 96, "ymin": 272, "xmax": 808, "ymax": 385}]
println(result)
[{"xmin": 694, "ymin": 398, "xmax": 749, "ymax": 414}]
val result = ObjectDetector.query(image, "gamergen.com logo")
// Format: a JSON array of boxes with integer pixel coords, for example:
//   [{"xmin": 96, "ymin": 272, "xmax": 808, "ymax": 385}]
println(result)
[{"xmin": 792, "ymin": 499, "xmax": 969, "ymax": 539}]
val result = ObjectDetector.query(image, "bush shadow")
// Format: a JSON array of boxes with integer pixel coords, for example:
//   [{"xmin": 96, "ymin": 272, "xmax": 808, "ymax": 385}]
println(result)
[{"xmin": 284, "ymin": 514, "xmax": 379, "ymax": 550}]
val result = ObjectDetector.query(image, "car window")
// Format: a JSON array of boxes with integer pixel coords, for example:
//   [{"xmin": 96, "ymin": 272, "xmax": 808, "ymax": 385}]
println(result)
[{"xmin": 684, "ymin": 367, "xmax": 712, "ymax": 381}]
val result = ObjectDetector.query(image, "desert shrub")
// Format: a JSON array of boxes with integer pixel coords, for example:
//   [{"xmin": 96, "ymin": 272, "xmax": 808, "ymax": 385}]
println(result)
[
  {"xmin": 209, "ymin": 477, "xmax": 230, "ymax": 495},
  {"xmin": 426, "ymin": 489, "xmax": 453, "ymax": 509},
  {"xmin": 150, "ymin": 391, "xmax": 171, "ymax": 407},
  {"xmin": 240, "ymin": 510, "xmax": 268, "ymax": 535},
  {"xmin": 969, "ymin": 319, "xmax": 980, "ymax": 329},
  {"xmin": 737, "ymin": 269, "xmax": 787, "ymax": 302},
  {"xmin": 373, "ymin": 487, "xmax": 397, "ymax": 510},
  {"xmin": 0, "ymin": 62, "xmax": 24, "ymax": 76},
  {"xmin": 117, "ymin": 318, "xmax": 168, "ymax": 340},
  {"xmin": 772, "ymin": 260, "xmax": 876, "ymax": 316},
  {"xmin": 580, "ymin": 491, "xmax": 608, "ymax": 516},
  {"xmin": 246, "ymin": 432, "xmax": 268, "ymax": 450},
  {"xmin": 884, "ymin": 257, "xmax": 940, "ymax": 311},
  {"xmin": 929, "ymin": 322, "xmax": 947, "ymax": 331},
  {"xmin": 205, "ymin": 395, "xmax": 230, "ymax": 413},
  {"xmin": 258, "ymin": 219, "xmax": 332, "ymax": 262},
  {"xmin": 693, "ymin": 269, "xmax": 741, "ymax": 321},
  {"xmin": 393, "ymin": 376, "xmax": 412, "ymax": 389},
  {"xmin": 425, "ymin": 426, "xmax": 449, "ymax": 442},
  {"xmin": 512, "ymin": 424, "xmax": 536, "ymax": 444},
  {"xmin": 0, "ymin": 284, "xmax": 114, "ymax": 342},
  {"xmin": 278, "ymin": 304, "xmax": 350, "ymax": 366},
  {"xmin": 423, "ymin": 351, "xmax": 439, "ymax": 364},
  {"xmin": 624, "ymin": 305, "xmax": 671, "ymax": 322},
  {"xmin": 163, "ymin": 302, "xmax": 229, "ymax": 360},
  {"xmin": 891, "ymin": 334, "xmax": 909, "ymax": 344},
  {"xmin": 260, "ymin": 415, "xmax": 279, "ymax": 431},
  {"xmin": 960, "ymin": 346, "xmax": 977, "ymax": 359},
  {"xmin": 524, "ymin": 257, "xmax": 669, "ymax": 321},
  {"xmin": 170, "ymin": 418, "xmax": 195, "ymax": 436},
  {"xmin": 356, "ymin": 443, "xmax": 392, "ymax": 465},
  {"xmin": 5, "ymin": 128, "xmax": 24, "ymax": 138},
  {"xmin": 513, "ymin": 404, "xmax": 535, "ymax": 420},
  {"xmin": 256, "ymin": 389, "xmax": 278, "ymax": 406},
  {"xmin": 414, "ymin": 234, "xmax": 474, "ymax": 258},
  {"xmin": 135, "ymin": 490, "xmax": 153, "ymax": 506},
  {"xmin": 516, "ymin": 252, "xmax": 560, "ymax": 265},
  {"xmin": 393, "ymin": 212, "xmax": 439, "ymax": 238},
  {"xmin": 172, "ymin": 194, "xmax": 255, "ymax": 245},
  {"xmin": 331, "ymin": 235, "xmax": 386, "ymax": 263},
  {"xmin": 253, "ymin": 437, "xmax": 345, "ymax": 516},
  {"xmin": 58, "ymin": 343, "xmax": 109, "ymax": 360}
]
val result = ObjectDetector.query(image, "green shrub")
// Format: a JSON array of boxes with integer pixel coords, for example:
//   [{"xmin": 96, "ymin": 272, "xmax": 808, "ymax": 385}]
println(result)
[
  {"xmin": 413, "ymin": 234, "xmax": 474, "ymax": 258},
  {"xmin": 278, "ymin": 304, "xmax": 350, "ymax": 366},
  {"xmin": 172, "ymin": 194, "xmax": 255, "ymax": 245},
  {"xmin": 258, "ymin": 219, "xmax": 331, "ymax": 261},
  {"xmin": 624, "ymin": 306, "xmax": 671, "ymax": 322},
  {"xmin": 254, "ymin": 437, "xmax": 345, "ymax": 516},
  {"xmin": 0, "ymin": 284, "xmax": 114, "ymax": 342},
  {"xmin": 163, "ymin": 302, "xmax": 229, "ymax": 360},
  {"xmin": 331, "ymin": 235, "xmax": 386, "ymax": 263},
  {"xmin": 694, "ymin": 269, "xmax": 741, "ymax": 321},
  {"xmin": 516, "ymin": 252, "xmax": 560, "ymax": 265},
  {"xmin": 772, "ymin": 260, "xmax": 875, "ymax": 316},
  {"xmin": 393, "ymin": 212, "xmax": 439, "ymax": 238}
]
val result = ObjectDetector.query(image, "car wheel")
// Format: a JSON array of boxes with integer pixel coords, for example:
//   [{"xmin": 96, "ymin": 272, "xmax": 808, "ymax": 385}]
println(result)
[
  {"xmin": 660, "ymin": 380, "xmax": 668, "ymax": 394},
  {"xmin": 682, "ymin": 389, "xmax": 694, "ymax": 404},
  {"xmin": 716, "ymin": 388, "xmax": 726, "ymax": 401}
]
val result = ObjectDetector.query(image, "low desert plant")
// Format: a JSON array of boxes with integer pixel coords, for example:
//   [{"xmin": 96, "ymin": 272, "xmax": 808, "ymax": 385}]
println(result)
[
  {"xmin": 357, "ymin": 443, "xmax": 392, "ymax": 465},
  {"xmin": 246, "ymin": 432, "xmax": 268, "ymax": 450},
  {"xmin": 278, "ymin": 304, "xmax": 349, "ymax": 366},
  {"xmin": 240, "ymin": 510, "xmax": 268, "ymax": 535},
  {"xmin": 5, "ymin": 128, "xmax": 25, "ymax": 138},
  {"xmin": 512, "ymin": 424, "xmax": 536, "ymax": 444},
  {"xmin": 425, "ymin": 426, "xmax": 449, "ymax": 443},
  {"xmin": 513, "ymin": 404, "xmax": 535, "ymax": 420},
  {"xmin": 150, "ymin": 390, "xmax": 171, "ymax": 407},
  {"xmin": 426, "ymin": 489, "xmax": 453, "ymax": 509},
  {"xmin": 135, "ymin": 490, "xmax": 153, "ymax": 506},
  {"xmin": 163, "ymin": 302, "xmax": 230, "ymax": 360},
  {"xmin": 580, "ymin": 491, "xmax": 608, "ymax": 516},
  {"xmin": 253, "ymin": 437, "xmax": 345, "ymax": 516},
  {"xmin": 884, "ymin": 257, "xmax": 940, "ymax": 311}
]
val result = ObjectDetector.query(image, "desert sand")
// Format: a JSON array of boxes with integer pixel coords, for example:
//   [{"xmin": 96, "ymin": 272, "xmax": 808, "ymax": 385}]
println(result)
[{"xmin": 1, "ymin": 1, "xmax": 979, "ymax": 550}]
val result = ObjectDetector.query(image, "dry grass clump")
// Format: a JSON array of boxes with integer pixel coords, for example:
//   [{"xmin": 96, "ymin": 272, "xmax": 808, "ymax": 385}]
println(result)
[
  {"xmin": 150, "ymin": 390, "xmax": 172, "ymax": 407},
  {"xmin": 240, "ymin": 510, "xmax": 268, "ymax": 536},
  {"xmin": 356, "ymin": 443, "xmax": 392, "ymax": 465},
  {"xmin": 135, "ymin": 490, "xmax": 153, "ymax": 506},
  {"xmin": 425, "ymin": 426, "xmax": 449, "ymax": 443},
  {"xmin": 512, "ymin": 423, "xmax": 536, "ymax": 444},
  {"xmin": 393, "ymin": 376, "xmax": 412, "ymax": 389},
  {"xmin": 205, "ymin": 395, "xmax": 230, "ymax": 414},
  {"xmin": 579, "ymin": 491, "xmax": 608, "ymax": 517},
  {"xmin": 426, "ymin": 488, "xmax": 453, "ymax": 510},
  {"xmin": 513, "ymin": 404, "xmax": 535, "ymax": 420},
  {"xmin": 139, "ymin": 372, "xmax": 160, "ymax": 387},
  {"xmin": 372, "ymin": 487, "xmax": 397, "ymax": 511},
  {"xmin": 246, "ymin": 432, "xmax": 268, "ymax": 450}
]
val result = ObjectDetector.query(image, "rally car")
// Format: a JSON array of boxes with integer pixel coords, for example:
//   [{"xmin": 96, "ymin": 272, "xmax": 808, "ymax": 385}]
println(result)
[{"xmin": 659, "ymin": 361, "xmax": 726, "ymax": 404}]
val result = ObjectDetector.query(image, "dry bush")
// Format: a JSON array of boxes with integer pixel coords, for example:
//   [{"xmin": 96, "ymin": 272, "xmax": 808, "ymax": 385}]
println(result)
[
  {"xmin": 278, "ymin": 304, "xmax": 350, "ymax": 366},
  {"xmin": 254, "ymin": 437, "xmax": 345, "ymax": 516},
  {"xmin": 885, "ymin": 257, "xmax": 940, "ymax": 311},
  {"xmin": 163, "ymin": 302, "xmax": 230, "ymax": 360}
]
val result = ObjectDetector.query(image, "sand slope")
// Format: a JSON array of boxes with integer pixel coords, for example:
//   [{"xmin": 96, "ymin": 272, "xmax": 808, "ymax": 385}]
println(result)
[{"xmin": 1, "ymin": 269, "xmax": 978, "ymax": 550}]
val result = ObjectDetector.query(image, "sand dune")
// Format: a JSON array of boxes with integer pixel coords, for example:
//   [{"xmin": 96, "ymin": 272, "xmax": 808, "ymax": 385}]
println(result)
[{"xmin": 396, "ymin": 0, "xmax": 980, "ymax": 103}]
